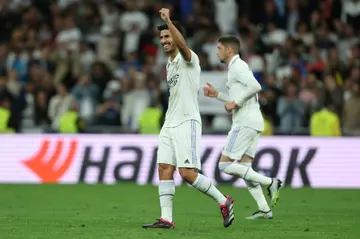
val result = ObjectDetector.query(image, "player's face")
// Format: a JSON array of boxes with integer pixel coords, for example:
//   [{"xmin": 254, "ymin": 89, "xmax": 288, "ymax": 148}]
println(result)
[
  {"xmin": 159, "ymin": 30, "xmax": 176, "ymax": 54},
  {"xmin": 217, "ymin": 43, "xmax": 228, "ymax": 63}
]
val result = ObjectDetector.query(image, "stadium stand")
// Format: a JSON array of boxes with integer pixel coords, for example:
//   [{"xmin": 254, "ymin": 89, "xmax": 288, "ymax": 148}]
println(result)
[{"xmin": 0, "ymin": 0, "xmax": 359, "ymax": 135}]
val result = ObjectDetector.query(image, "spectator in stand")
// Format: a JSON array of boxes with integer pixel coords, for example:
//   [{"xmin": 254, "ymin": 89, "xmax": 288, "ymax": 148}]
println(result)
[
  {"xmin": 95, "ymin": 79, "xmax": 122, "ymax": 126},
  {"xmin": 56, "ymin": 9, "xmax": 82, "ymax": 53},
  {"xmin": 343, "ymin": 77, "xmax": 360, "ymax": 136},
  {"xmin": 0, "ymin": 97, "xmax": 15, "ymax": 133},
  {"xmin": 121, "ymin": 73, "xmax": 150, "ymax": 131},
  {"xmin": 48, "ymin": 82, "xmax": 75, "ymax": 131},
  {"xmin": 138, "ymin": 97, "xmax": 162, "ymax": 134},
  {"xmin": 77, "ymin": 41, "xmax": 96, "ymax": 74},
  {"xmin": 71, "ymin": 74, "xmax": 99, "ymax": 121},
  {"xmin": 118, "ymin": 0, "xmax": 149, "ymax": 59},
  {"xmin": 34, "ymin": 90, "xmax": 51, "ymax": 126},
  {"xmin": 0, "ymin": 44, "xmax": 8, "ymax": 76},
  {"xmin": 0, "ymin": 75, "xmax": 13, "ymax": 107},
  {"xmin": 214, "ymin": 0, "xmax": 238, "ymax": 35},
  {"xmin": 322, "ymin": 75, "xmax": 343, "ymax": 117},
  {"xmin": 310, "ymin": 98, "xmax": 341, "ymax": 137},
  {"xmin": 277, "ymin": 82, "xmax": 305, "ymax": 134},
  {"xmin": 58, "ymin": 101, "xmax": 85, "ymax": 133},
  {"xmin": 90, "ymin": 61, "xmax": 112, "ymax": 94}
]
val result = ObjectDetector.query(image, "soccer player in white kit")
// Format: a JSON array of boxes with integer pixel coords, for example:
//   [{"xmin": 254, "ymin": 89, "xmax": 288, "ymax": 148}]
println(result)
[
  {"xmin": 142, "ymin": 9, "xmax": 235, "ymax": 229},
  {"xmin": 203, "ymin": 35, "xmax": 282, "ymax": 219}
]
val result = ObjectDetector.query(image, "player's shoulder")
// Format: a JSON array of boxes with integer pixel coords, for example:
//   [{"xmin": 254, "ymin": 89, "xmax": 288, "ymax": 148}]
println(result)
[
  {"xmin": 180, "ymin": 49, "xmax": 199, "ymax": 64},
  {"xmin": 189, "ymin": 49, "xmax": 198, "ymax": 57},
  {"xmin": 234, "ymin": 57, "xmax": 250, "ymax": 70},
  {"xmin": 231, "ymin": 57, "xmax": 252, "ymax": 74}
]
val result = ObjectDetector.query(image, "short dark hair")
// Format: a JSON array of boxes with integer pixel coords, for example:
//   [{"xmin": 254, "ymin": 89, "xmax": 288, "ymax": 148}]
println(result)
[
  {"xmin": 157, "ymin": 21, "xmax": 186, "ymax": 37},
  {"xmin": 218, "ymin": 35, "xmax": 241, "ymax": 53}
]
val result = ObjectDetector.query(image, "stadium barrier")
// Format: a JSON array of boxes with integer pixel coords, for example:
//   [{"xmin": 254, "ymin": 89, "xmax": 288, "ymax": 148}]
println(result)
[{"xmin": 0, "ymin": 135, "xmax": 359, "ymax": 188}]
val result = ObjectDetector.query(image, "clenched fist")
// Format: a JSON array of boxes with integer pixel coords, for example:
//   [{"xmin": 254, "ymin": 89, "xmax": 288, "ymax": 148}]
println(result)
[
  {"xmin": 203, "ymin": 82, "xmax": 218, "ymax": 98},
  {"xmin": 159, "ymin": 8, "xmax": 170, "ymax": 22}
]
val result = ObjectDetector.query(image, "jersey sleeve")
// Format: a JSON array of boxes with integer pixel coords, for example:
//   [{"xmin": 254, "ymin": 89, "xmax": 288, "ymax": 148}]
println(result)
[
  {"xmin": 183, "ymin": 50, "xmax": 199, "ymax": 67},
  {"xmin": 216, "ymin": 92, "xmax": 232, "ymax": 102},
  {"xmin": 229, "ymin": 66, "xmax": 262, "ymax": 107}
]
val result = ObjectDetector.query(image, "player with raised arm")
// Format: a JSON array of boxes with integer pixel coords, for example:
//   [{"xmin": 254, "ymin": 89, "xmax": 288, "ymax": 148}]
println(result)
[
  {"xmin": 142, "ymin": 9, "xmax": 235, "ymax": 229},
  {"xmin": 203, "ymin": 35, "xmax": 282, "ymax": 219}
]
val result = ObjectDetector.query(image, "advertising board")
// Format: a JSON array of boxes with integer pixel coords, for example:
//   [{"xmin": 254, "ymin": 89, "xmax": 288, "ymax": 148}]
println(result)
[{"xmin": 0, "ymin": 135, "xmax": 359, "ymax": 188}]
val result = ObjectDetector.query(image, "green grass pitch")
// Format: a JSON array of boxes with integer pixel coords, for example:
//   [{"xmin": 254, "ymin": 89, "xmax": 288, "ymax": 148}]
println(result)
[{"xmin": 0, "ymin": 184, "xmax": 359, "ymax": 239}]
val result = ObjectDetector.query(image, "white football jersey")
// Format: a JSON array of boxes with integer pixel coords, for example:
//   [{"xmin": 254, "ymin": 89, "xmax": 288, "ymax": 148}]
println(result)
[
  {"xmin": 224, "ymin": 55, "xmax": 264, "ymax": 131},
  {"xmin": 163, "ymin": 50, "xmax": 202, "ymax": 127}
]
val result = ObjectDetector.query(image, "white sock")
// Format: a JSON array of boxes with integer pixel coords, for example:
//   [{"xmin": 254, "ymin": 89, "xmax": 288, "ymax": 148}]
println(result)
[
  {"xmin": 242, "ymin": 163, "xmax": 271, "ymax": 212},
  {"xmin": 219, "ymin": 162, "xmax": 272, "ymax": 186},
  {"xmin": 192, "ymin": 173, "xmax": 227, "ymax": 205},
  {"xmin": 159, "ymin": 180, "xmax": 175, "ymax": 222}
]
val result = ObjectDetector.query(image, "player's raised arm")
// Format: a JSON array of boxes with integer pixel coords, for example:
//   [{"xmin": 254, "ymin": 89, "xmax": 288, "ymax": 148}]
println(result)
[{"xmin": 159, "ymin": 8, "xmax": 192, "ymax": 62}]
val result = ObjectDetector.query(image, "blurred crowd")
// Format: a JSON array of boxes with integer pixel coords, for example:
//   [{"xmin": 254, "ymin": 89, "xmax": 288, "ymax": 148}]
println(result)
[{"xmin": 0, "ymin": 0, "xmax": 359, "ymax": 135}]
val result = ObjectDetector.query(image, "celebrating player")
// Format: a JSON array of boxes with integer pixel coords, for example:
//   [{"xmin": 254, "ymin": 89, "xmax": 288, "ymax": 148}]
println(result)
[
  {"xmin": 203, "ymin": 35, "xmax": 282, "ymax": 219},
  {"xmin": 142, "ymin": 9, "xmax": 235, "ymax": 229}
]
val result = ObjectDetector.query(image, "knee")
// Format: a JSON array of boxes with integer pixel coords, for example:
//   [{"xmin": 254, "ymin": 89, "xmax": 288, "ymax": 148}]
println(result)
[
  {"xmin": 218, "ymin": 155, "xmax": 233, "ymax": 172},
  {"xmin": 218, "ymin": 161, "xmax": 232, "ymax": 173},
  {"xmin": 158, "ymin": 163, "xmax": 175, "ymax": 180},
  {"xmin": 239, "ymin": 154, "xmax": 253, "ymax": 164},
  {"xmin": 245, "ymin": 179, "xmax": 260, "ymax": 189},
  {"xmin": 219, "ymin": 161, "xmax": 250, "ymax": 178},
  {"xmin": 178, "ymin": 168, "xmax": 196, "ymax": 183}
]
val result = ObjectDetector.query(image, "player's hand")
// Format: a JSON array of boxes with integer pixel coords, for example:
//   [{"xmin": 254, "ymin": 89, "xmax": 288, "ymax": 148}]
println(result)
[
  {"xmin": 225, "ymin": 101, "xmax": 237, "ymax": 111},
  {"xmin": 224, "ymin": 104, "xmax": 232, "ymax": 113},
  {"xmin": 159, "ymin": 8, "xmax": 171, "ymax": 22},
  {"xmin": 203, "ymin": 82, "xmax": 218, "ymax": 98}
]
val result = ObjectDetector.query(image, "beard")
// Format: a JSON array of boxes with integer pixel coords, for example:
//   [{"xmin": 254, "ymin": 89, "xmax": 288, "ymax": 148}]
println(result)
[{"xmin": 164, "ymin": 47, "xmax": 174, "ymax": 55}]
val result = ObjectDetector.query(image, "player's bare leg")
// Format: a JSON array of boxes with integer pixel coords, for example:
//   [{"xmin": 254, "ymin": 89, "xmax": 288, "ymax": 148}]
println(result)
[
  {"xmin": 218, "ymin": 155, "xmax": 282, "ymax": 212},
  {"xmin": 142, "ymin": 163, "xmax": 176, "ymax": 229},
  {"xmin": 178, "ymin": 168, "xmax": 235, "ymax": 228}
]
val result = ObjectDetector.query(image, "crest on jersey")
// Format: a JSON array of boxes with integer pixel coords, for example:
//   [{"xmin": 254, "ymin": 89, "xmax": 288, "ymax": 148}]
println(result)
[{"xmin": 167, "ymin": 73, "xmax": 179, "ymax": 88}]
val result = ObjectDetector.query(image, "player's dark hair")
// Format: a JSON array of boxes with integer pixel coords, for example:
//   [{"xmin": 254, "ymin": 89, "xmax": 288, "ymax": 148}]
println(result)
[
  {"xmin": 218, "ymin": 35, "xmax": 241, "ymax": 54},
  {"xmin": 157, "ymin": 21, "xmax": 186, "ymax": 38}
]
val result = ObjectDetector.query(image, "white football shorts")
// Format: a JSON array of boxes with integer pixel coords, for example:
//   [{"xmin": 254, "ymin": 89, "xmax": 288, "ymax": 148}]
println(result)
[
  {"xmin": 222, "ymin": 126, "xmax": 260, "ymax": 160},
  {"xmin": 157, "ymin": 119, "xmax": 201, "ymax": 169}
]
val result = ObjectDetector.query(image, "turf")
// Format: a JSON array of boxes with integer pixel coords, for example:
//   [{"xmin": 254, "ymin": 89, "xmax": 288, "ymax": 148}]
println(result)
[{"xmin": 0, "ymin": 184, "xmax": 359, "ymax": 239}]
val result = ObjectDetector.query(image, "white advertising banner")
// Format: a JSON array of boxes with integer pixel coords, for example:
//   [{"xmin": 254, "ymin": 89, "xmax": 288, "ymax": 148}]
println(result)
[{"xmin": 0, "ymin": 135, "xmax": 359, "ymax": 188}]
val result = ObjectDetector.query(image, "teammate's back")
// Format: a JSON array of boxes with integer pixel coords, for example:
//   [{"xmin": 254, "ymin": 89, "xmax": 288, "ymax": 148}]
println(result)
[{"xmin": 228, "ymin": 57, "xmax": 264, "ymax": 132}]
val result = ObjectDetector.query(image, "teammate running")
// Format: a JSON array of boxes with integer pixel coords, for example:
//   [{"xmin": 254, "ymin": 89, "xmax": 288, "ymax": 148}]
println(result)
[{"xmin": 203, "ymin": 35, "xmax": 282, "ymax": 219}]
